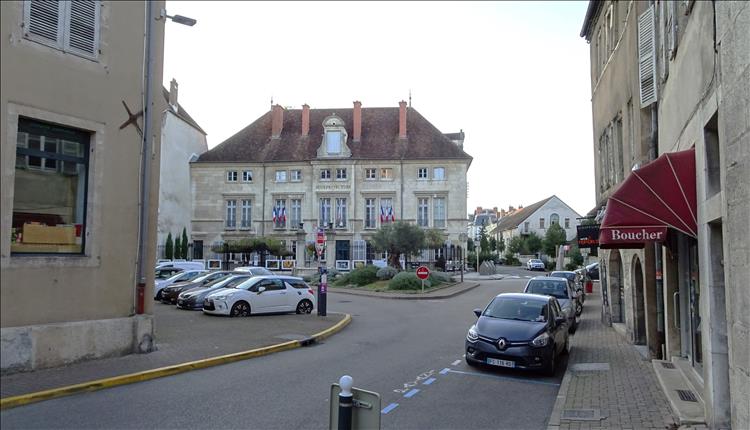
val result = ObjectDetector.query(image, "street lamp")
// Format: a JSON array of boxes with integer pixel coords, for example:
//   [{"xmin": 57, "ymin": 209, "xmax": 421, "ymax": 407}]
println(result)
[{"xmin": 459, "ymin": 233, "xmax": 468, "ymax": 283}]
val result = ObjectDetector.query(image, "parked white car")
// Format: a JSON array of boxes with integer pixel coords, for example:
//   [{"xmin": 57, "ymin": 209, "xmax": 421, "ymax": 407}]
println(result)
[
  {"xmin": 526, "ymin": 259, "xmax": 546, "ymax": 271},
  {"xmin": 203, "ymin": 275, "xmax": 315, "ymax": 317},
  {"xmin": 155, "ymin": 269, "xmax": 207, "ymax": 300}
]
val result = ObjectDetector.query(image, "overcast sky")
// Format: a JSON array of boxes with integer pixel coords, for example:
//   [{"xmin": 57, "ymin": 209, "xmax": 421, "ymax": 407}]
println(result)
[{"xmin": 163, "ymin": 1, "xmax": 594, "ymax": 216}]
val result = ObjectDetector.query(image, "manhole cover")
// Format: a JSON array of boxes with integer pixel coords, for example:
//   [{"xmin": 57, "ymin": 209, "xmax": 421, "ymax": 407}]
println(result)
[
  {"xmin": 570, "ymin": 362, "xmax": 610, "ymax": 372},
  {"xmin": 561, "ymin": 409, "xmax": 603, "ymax": 421}
]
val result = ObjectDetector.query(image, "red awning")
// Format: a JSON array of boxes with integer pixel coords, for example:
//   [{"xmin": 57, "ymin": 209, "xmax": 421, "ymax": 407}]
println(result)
[{"xmin": 599, "ymin": 147, "xmax": 697, "ymax": 249}]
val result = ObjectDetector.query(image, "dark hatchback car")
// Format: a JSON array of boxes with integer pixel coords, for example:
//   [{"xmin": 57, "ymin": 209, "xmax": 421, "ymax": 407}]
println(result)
[
  {"xmin": 160, "ymin": 271, "xmax": 234, "ymax": 304},
  {"xmin": 176, "ymin": 274, "xmax": 253, "ymax": 310},
  {"xmin": 466, "ymin": 293, "xmax": 569, "ymax": 376},
  {"xmin": 524, "ymin": 277, "xmax": 579, "ymax": 332},
  {"xmin": 550, "ymin": 270, "xmax": 586, "ymax": 308}
]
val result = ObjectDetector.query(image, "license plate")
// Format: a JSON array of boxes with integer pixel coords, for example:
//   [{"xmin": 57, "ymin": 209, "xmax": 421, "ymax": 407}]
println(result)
[{"xmin": 486, "ymin": 357, "xmax": 515, "ymax": 368}]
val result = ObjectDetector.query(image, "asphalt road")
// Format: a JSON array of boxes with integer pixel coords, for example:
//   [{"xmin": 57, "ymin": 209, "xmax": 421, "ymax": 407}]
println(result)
[{"xmin": 1, "ymin": 272, "xmax": 566, "ymax": 430}]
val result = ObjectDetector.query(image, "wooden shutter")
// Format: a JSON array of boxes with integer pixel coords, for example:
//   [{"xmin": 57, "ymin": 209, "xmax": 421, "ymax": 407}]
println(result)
[
  {"xmin": 24, "ymin": 0, "xmax": 64, "ymax": 46},
  {"xmin": 638, "ymin": 5, "xmax": 657, "ymax": 107},
  {"xmin": 64, "ymin": 0, "xmax": 99, "ymax": 58}
]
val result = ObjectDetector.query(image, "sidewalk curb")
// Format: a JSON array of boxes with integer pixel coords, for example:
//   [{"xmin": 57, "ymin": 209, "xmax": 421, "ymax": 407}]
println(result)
[
  {"xmin": 329, "ymin": 282, "xmax": 481, "ymax": 300},
  {"xmin": 546, "ymin": 363, "xmax": 574, "ymax": 429},
  {"xmin": 0, "ymin": 313, "xmax": 352, "ymax": 411}
]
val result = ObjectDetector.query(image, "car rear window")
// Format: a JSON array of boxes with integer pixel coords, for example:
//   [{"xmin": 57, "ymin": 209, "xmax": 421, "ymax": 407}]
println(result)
[
  {"xmin": 484, "ymin": 297, "xmax": 548, "ymax": 322},
  {"xmin": 526, "ymin": 280, "xmax": 569, "ymax": 299},
  {"xmin": 551, "ymin": 272, "xmax": 576, "ymax": 281},
  {"xmin": 286, "ymin": 280, "xmax": 309, "ymax": 289}
]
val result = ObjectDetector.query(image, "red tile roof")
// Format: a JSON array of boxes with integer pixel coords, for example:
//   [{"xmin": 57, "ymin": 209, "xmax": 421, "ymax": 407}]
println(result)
[{"xmin": 196, "ymin": 106, "xmax": 472, "ymax": 163}]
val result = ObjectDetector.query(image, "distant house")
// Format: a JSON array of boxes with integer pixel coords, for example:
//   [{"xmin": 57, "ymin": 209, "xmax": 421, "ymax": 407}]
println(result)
[
  {"xmin": 157, "ymin": 79, "xmax": 207, "ymax": 255},
  {"xmin": 490, "ymin": 196, "xmax": 581, "ymax": 252},
  {"xmin": 467, "ymin": 206, "xmax": 499, "ymax": 242}
]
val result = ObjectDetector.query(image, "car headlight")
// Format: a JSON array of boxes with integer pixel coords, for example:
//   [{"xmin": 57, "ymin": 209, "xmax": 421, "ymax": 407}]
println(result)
[
  {"xmin": 531, "ymin": 332, "xmax": 550, "ymax": 347},
  {"xmin": 467, "ymin": 325, "xmax": 479, "ymax": 342},
  {"xmin": 213, "ymin": 294, "xmax": 230, "ymax": 301}
]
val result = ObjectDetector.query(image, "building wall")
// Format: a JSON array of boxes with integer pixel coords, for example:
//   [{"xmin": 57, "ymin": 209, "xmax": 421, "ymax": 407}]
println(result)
[
  {"xmin": 157, "ymin": 111, "xmax": 207, "ymax": 249},
  {"xmin": 191, "ymin": 158, "xmax": 469, "ymax": 263},
  {"xmin": 517, "ymin": 198, "xmax": 581, "ymax": 241},
  {"xmin": 0, "ymin": 1, "xmax": 164, "ymax": 372},
  {"xmin": 655, "ymin": 1, "xmax": 749, "ymax": 427}
]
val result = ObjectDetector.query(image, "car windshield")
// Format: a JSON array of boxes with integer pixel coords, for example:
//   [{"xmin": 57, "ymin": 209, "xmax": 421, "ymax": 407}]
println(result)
[
  {"xmin": 202, "ymin": 274, "xmax": 234, "ymax": 288},
  {"xmin": 526, "ymin": 280, "xmax": 569, "ymax": 299},
  {"xmin": 484, "ymin": 297, "xmax": 548, "ymax": 322},
  {"xmin": 551, "ymin": 272, "xmax": 576, "ymax": 281},
  {"xmin": 155, "ymin": 269, "xmax": 181, "ymax": 280}
]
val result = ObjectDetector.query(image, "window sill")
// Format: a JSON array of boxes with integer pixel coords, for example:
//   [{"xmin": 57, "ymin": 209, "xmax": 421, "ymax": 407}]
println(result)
[{"xmin": 224, "ymin": 227, "xmax": 237, "ymax": 231}]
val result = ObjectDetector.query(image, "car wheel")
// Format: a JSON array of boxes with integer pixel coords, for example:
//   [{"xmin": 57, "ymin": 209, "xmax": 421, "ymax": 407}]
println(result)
[
  {"xmin": 544, "ymin": 349, "xmax": 556, "ymax": 377},
  {"xmin": 575, "ymin": 302, "xmax": 583, "ymax": 316},
  {"xmin": 230, "ymin": 301, "xmax": 251, "ymax": 317},
  {"xmin": 569, "ymin": 319, "xmax": 578, "ymax": 334},
  {"xmin": 296, "ymin": 299, "xmax": 313, "ymax": 314},
  {"xmin": 155, "ymin": 290, "xmax": 163, "ymax": 300}
]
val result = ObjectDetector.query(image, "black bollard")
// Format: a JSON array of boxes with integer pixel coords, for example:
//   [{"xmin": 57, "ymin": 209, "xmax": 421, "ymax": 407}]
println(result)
[{"xmin": 338, "ymin": 375, "xmax": 353, "ymax": 430}]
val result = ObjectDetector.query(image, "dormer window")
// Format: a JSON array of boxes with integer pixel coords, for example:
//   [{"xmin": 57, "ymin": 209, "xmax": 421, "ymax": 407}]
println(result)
[
  {"xmin": 318, "ymin": 115, "xmax": 350, "ymax": 158},
  {"xmin": 326, "ymin": 131, "xmax": 342, "ymax": 154}
]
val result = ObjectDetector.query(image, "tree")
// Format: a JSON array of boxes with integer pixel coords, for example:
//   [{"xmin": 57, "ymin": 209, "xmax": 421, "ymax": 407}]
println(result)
[
  {"xmin": 479, "ymin": 225, "xmax": 490, "ymax": 254},
  {"xmin": 467, "ymin": 237, "xmax": 475, "ymax": 252},
  {"xmin": 525, "ymin": 232, "xmax": 543, "ymax": 255},
  {"xmin": 568, "ymin": 243, "xmax": 584, "ymax": 267},
  {"xmin": 496, "ymin": 237, "xmax": 505, "ymax": 253},
  {"xmin": 425, "ymin": 229, "xmax": 445, "ymax": 256},
  {"xmin": 543, "ymin": 223, "xmax": 567, "ymax": 257},
  {"xmin": 507, "ymin": 236, "xmax": 524, "ymax": 254},
  {"xmin": 174, "ymin": 235, "xmax": 181, "ymax": 259},
  {"xmin": 181, "ymin": 228, "xmax": 189, "ymax": 259},
  {"xmin": 165, "ymin": 233, "xmax": 174, "ymax": 260},
  {"xmin": 489, "ymin": 237, "xmax": 497, "ymax": 252},
  {"xmin": 371, "ymin": 221, "xmax": 426, "ymax": 270}
]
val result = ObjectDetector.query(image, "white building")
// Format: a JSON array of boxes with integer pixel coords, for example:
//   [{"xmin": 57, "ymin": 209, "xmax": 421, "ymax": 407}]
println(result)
[
  {"xmin": 490, "ymin": 195, "xmax": 581, "ymax": 250},
  {"xmin": 157, "ymin": 79, "xmax": 207, "ymax": 253}
]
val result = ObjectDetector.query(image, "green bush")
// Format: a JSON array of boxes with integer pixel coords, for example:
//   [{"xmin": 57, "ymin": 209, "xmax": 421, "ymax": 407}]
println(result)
[
  {"xmin": 376, "ymin": 266, "xmax": 398, "ymax": 280},
  {"xmin": 389, "ymin": 272, "xmax": 427, "ymax": 290},
  {"xmin": 334, "ymin": 265, "xmax": 378, "ymax": 286},
  {"xmin": 503, "ymin": 252, "xmax": 521, "ymax": 266},
  {"xmin": 429, "ymin": 271, "xmax": 453, "ymax": 285},
  {"xmin": 565, "ymin": 262, "xmax": 579, "ymax": 271},
  {"xmin": 545, "ymin": 261, "xmax": 556, "ymax": 271}
]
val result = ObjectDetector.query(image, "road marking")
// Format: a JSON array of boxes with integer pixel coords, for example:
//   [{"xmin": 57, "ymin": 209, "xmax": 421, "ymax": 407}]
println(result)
[
  {"xmin": 439, "ymin": 368, "xmax": 450, "ymax": 375},
  {"xmin": 452, "ymin": 359, "xmax": 461, "ymax": 366},
  {"xmin": 446, "ymin": 369, "xmax": 561, "ymax": 387},
  {"xmin": 404, "ymin": 388, "xmax": 420, "ymax": 398},
  {"xmin": 422, "ymin": 378, "xmax": 436, "ymax": 385},
  {"xmin": 381, "ymin": 403, "xmax": 399, "ymax": 414}
]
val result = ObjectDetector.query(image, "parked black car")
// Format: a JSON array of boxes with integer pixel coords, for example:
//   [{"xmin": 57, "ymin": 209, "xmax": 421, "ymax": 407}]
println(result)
[
  {"xmin": 160, "ymin": 271, "xmax": 235, "ymax": 304},
  {"xmin": 585, "ymin": 262, "xmax": 599, "ymax": 280},
  {"xmin": 176, "ymin": 274, "xmax": 254, "ymax": 310},
  {"xmin": 465, "ymin": 293, "xmax": 569, "ymax": 376}
]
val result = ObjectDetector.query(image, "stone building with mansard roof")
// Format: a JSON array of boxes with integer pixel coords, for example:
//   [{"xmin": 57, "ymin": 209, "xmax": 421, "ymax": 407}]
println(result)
[{"xmin": 190, "ymin": 101, "xmax": 472, "ymax": 269}]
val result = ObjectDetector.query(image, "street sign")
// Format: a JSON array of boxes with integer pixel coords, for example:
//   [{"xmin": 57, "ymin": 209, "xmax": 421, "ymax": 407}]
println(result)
[
  {"xmin": 316, "ymin": 228, "xmax": 326, "ymax": 258},
  {"xmin": 416, "ymin": 266, "xmax": 430, "ymax": 280},
  {"xmin": 329, "ymin": 383, "xmax": 381, "ymax": 430}
]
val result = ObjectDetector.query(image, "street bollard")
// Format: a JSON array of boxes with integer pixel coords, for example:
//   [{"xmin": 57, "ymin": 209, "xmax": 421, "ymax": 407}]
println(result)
[{"xmin": 338, "ymin": 375, "xmax": 353, "ymax": 430}]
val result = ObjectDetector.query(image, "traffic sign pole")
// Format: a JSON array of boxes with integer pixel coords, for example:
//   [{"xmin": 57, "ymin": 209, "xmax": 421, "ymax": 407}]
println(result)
[
  {"xmin": 317, "ymin": 227, "xmax": 327, "ymax": 316},
  {"xmin": 416, "ymin": 266, "xmax": 430, "ymax": 294}
]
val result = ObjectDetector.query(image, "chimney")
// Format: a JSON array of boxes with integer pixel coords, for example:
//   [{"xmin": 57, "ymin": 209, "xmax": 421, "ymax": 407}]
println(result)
[
  {"xmin": 398, "ymin": 100, "xmax": 407, "ymax": 139},
  {"xmin": 169, "ymin": 78, "xmax": 178, "ymax": 111},
  {"xmin": 353, "ymin": 101, "xmax": 362, "ymax": 141},
  {"xmin": 518, "ymin": 204, "xmax": 523, "ymax": 210},
  {"xmin": 301, "ymin": 104, "xmax": 310, "ymax": 136},
  {"xmin": 271, "ymin": 104, "xmax": 284, "ymax": 138}
]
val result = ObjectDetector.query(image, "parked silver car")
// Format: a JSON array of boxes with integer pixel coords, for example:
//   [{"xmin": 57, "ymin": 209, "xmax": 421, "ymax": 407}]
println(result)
[{"xmin": 523, "ymin": 277, "xmax": 579, "ymax": 333}]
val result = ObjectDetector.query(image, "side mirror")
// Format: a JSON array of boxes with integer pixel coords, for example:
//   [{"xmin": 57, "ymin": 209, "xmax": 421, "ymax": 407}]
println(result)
[
  {"xmin": 555, "ymin": 316, "xmax": 566, "ymax": 326},
  {"xmin": 473, "ymin": 309, "xmax": 482, "ymax": 318},
  {"xmin": 257, "ymin": 286, "xmax": 266, "ymax": 294}
]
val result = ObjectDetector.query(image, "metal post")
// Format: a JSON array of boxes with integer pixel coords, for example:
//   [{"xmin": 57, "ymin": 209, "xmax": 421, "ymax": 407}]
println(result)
[
  {"xmin": 318, "ymin": 265, "xmax": 327, "ymax": 316},
  {"xmin": 338, "ymin": 375, "xmax": 353, "ymax": 430},
  {"xmin": 135, "ymin": 1, "xmax": 157, "ymax": 314}
]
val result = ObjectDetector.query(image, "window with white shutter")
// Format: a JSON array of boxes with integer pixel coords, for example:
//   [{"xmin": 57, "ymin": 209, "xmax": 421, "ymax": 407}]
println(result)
[
  {"xmin": 638, "ymin": 5, "xmax": 657, "ymax": 107},
  {"xmin": 23, "ymin": 1, "xmax": 100, "ymax": 60}
]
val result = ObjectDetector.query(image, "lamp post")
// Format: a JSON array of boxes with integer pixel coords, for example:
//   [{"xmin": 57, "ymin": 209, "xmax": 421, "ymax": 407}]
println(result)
[
  {"xmin": 459, "ymin": 233, "xmax": 467, "ymax": 283},
  {"xmin": 135, "ymin": 4, "xmax": 197, "ymax": 315}
]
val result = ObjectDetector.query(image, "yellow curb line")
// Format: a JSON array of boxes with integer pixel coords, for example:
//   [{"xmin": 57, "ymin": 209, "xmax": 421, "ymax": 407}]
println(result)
[{"xmin": 0, "ymin": 313, "xmax": 352, "ymax": 410}]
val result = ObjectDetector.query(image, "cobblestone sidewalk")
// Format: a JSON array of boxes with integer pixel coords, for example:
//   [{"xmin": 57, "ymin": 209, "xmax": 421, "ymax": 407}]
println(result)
[{"xmin": 547, "ymin": 286, "xmax": 679, "ymax": 430}]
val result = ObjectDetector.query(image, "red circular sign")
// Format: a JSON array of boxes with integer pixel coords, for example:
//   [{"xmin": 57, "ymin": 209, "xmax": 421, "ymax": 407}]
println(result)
[
  {"xmin": 316, "ymin": 229, "xmax": 326, "ymax": 245},
  {"xmin": 416, "ymin": 266, "xmax": 430, "ymax": 280}
]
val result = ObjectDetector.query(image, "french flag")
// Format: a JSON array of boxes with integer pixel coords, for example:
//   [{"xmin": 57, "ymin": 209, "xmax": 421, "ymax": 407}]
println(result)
[
  {"xmin": 272, "ymin": 206, "xmax": 278, "ymax": 223},
  {"xmin": 388, "ymin": 206, "xmax": 395, "ymax": 222},
  {"xmin": 280, "ymin": 207, "xmax": 287, "ymax": 222},
  {"xmin": 380, "ymin": 206, "xmax": 385, "ymax": 223}
]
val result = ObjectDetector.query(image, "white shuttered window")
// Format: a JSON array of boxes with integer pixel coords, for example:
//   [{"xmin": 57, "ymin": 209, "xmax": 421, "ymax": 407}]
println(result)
[
  {"xmin": 637, "ymin": 5, "xmax": 657, "ymax": 107},
  {"xmin": 24, "ymin": 0, "xmax": 100, "ymax": 60}
]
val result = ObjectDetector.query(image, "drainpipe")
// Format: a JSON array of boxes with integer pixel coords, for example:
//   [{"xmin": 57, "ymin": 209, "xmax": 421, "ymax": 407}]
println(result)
[
  {"xmin": 651, "ymin": 104, "xmax": 665, "ymax": 356},
  {"xmin": 135, "ymin": 1, "xmax": 157, "ymax": 315}
]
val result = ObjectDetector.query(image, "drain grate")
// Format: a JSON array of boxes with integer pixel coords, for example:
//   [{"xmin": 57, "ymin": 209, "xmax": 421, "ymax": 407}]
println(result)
[
  {"xmin": 676, "ymin": 389, "xmax": 698, "ymax": 402},
  {"xmin": 661, "ymin": 362, "xmax": 676, "ymax": 369},
  {"xmin": 561, "ymin": 409, "xmax": 602, "ymax": 421}
]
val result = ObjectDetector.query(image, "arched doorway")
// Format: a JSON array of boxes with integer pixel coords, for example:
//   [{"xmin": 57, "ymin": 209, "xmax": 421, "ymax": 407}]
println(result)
[
  {"xmin": 632, "ymin": 256, "xmax": 646, "ymax": 345},
  {"xmin": 608, "ymin": 250, "xmax": 624, "ymax": 323}
]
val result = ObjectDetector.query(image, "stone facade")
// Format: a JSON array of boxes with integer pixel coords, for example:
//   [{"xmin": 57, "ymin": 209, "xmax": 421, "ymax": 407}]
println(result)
[
  {"xmin": 581, "ymin": 1, "xmax": 749, "ymax": 427},
  {"xmin": 0, "ymin": 1, "xmax": 164, "ymax": 372},
  {"xmin": 191, "ymin": 102, "xmax": 471, "ymax": 268}
]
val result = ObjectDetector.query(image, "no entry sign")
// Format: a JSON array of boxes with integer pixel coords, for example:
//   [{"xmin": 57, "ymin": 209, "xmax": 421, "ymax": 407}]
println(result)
[{"xmin": 416, "ymin": 266, "xmax": 430, "ymax": 280}]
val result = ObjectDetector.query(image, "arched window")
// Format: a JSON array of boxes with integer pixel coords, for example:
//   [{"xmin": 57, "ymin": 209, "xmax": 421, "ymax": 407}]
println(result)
[{"xmin": 550, "ymin": 213, "xmax": 560, "ymax": 225}]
